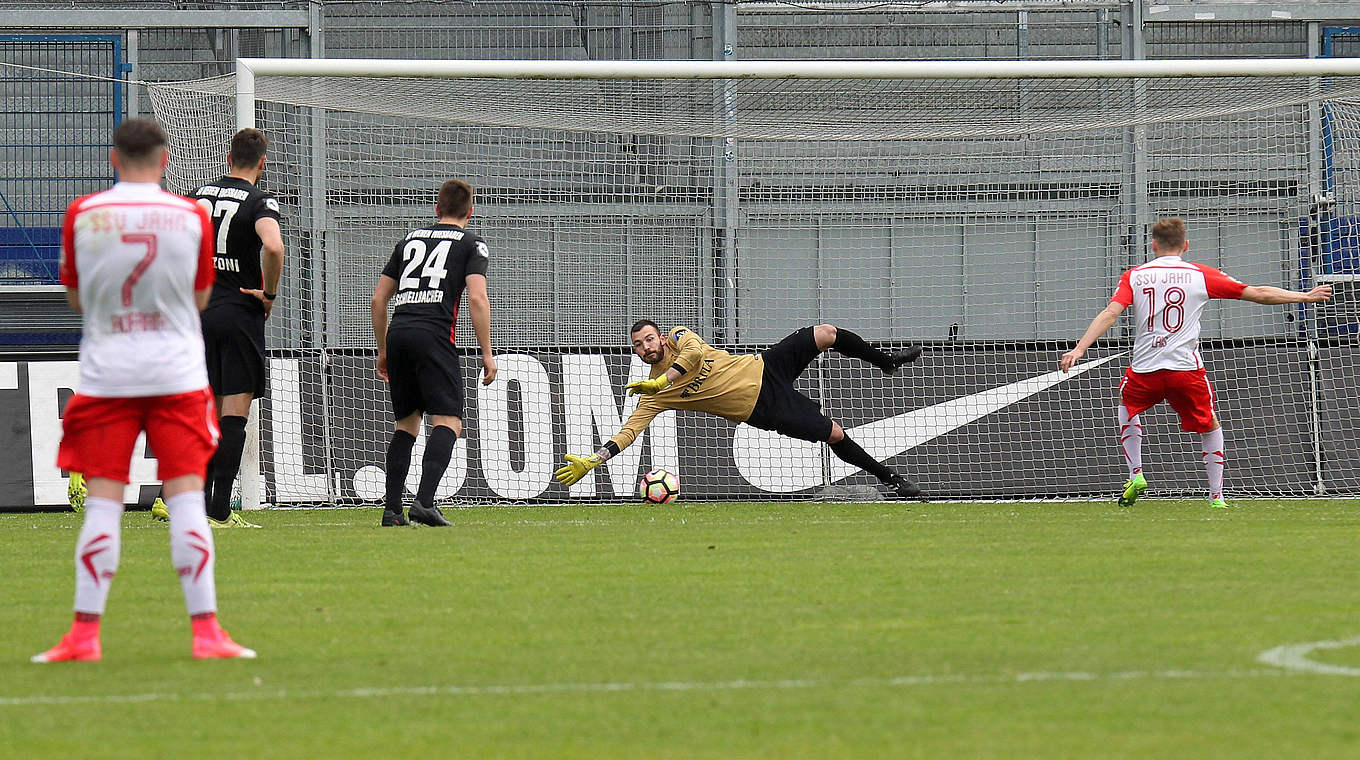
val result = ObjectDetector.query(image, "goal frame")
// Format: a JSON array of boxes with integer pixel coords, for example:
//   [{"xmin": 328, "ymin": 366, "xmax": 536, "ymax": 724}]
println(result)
[{"xmin": 230, "ymin": 56, "xmax": 1360, "ymax": 509}]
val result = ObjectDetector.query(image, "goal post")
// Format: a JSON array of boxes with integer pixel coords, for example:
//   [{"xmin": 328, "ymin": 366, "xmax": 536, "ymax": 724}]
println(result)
[{"xmin": 147, "ymin": 57, "xmax": 1360, "ymax": 507}]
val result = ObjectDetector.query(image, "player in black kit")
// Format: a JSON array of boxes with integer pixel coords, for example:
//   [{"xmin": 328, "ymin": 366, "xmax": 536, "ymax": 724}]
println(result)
[
  {"xmin": 189, "ymin": 128, "xmax": 285, "ymax": 528},
  {"xmin": 371, "ymin": 179, "xmax": 497, "ymax": 526}
]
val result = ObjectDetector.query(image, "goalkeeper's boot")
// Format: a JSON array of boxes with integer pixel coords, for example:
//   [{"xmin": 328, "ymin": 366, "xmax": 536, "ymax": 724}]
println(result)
[
  {"xmin": 209, "ymin": 512, "xmax": 261, "ymax": 529},
  {"xmin": 381, "ymin": 507, "xmax": 409, "ymax": 527},
  {"xmin": 191, "ymin": 615, "xmax": 257, "ymax": 660},
  {"xmin": 150, "ymin": 497, "xmax": 169, "ymax": 522},
  {"xmin": 884, "ymin": 473, "xmax": 922, "ymax": 500},
  {"xmin": 1210, "ymin": 497, "xmax": 1231, "ymax": 509},
  {"xmin": 883, "ymin": 346, "xmax": 924, "ymax": 375},
  {"xmin": 31, "ymin": 626, "xmax": 101, "ymax": 663},
  {"xmin": 67, "ymin": 472, "xmax": 87, "ymax": 514},
  {"xmin": 1118, "ymin": 473, "xmax": 1147, "ymax": 507},
  {"xmin": 408, "ymin": 499, "xmax": 452, "ymax": 527}
]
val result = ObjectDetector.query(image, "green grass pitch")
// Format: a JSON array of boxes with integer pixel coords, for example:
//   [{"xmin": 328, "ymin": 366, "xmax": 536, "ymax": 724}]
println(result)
[{"xmin": 2, "ymin": 501, "xmax": 1359, "ymax": 759}]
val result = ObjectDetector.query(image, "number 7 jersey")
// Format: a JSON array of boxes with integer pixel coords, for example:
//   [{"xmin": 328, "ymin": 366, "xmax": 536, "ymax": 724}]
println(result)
[
  {"xmin": 381, "ymin": 222, "xmax": 489, "ymax": 342},
  {"xmin": 1111, "ymin": 255, "xmax": 1247, "ymax": 373},
  {"xmin": 60, "ymin": 182, "xmax": 215, "ymax": 397}
]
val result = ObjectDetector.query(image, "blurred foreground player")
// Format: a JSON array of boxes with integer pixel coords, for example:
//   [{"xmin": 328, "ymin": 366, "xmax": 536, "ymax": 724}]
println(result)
[{"xmin": 33, "ymin": 119, "xmax": 255, "ymax": 662}]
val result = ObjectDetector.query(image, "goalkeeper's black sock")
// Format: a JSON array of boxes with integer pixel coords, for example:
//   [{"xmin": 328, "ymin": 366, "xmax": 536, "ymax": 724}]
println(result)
[
  {"xmin": 207, "ymin": 416, "xmax": 247, "ymax": 521},
  {"xmin": 416, "ymin": 425, "xmax": 458, "ymax": 507},
  {"xmin": 829, "ymin": 435, "xmax": 894, "ymax": 482},
  {"xmin": 831, "ymin": 329, "xmax": 893, "ymax": 372},
  {"xmin": 385, "ymin": 430, "xmax": 416, "ymax": 512}
]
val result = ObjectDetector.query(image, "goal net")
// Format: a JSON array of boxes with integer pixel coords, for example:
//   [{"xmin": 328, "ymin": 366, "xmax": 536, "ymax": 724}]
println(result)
[{"xmin": 147, "ymin": 59, "xmax": 1360, "ymax": 506}]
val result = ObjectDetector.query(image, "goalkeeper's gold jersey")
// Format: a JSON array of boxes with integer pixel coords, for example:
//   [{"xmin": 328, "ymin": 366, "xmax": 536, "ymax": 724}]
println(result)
[{"xmin": 607, "ymin": 326, "xmax": 764, "ymax": 453}]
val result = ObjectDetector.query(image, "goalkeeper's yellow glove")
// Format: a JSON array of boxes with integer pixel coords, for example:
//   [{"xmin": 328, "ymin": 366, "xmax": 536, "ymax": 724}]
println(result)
[
  {"xmin": 555, "ymin": 453, "xmax": 604, "ymax": 486},
  {"xmin": 624, "ymin": 375, "xmax": 671, "ymax": 396}
]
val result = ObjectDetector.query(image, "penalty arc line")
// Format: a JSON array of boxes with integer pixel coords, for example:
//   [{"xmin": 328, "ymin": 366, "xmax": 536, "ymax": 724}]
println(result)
[{"xmin": 0, "ymin": 668, "xmax": 1296, "ymax": 708}]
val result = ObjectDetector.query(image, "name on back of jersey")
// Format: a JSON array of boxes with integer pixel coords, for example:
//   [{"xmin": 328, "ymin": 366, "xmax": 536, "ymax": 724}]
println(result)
[{"xmin": 391, "ymin": 289, "xmax": 444, "ymax": 307}]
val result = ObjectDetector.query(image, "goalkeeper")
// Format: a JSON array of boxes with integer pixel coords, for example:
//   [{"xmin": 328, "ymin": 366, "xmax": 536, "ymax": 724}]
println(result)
[{"xmin": 556, "ymin": 320, "xmax": 924, "ymax": 499}]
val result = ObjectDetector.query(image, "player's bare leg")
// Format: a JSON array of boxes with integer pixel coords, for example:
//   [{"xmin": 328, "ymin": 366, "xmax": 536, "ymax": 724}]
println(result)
[
  {"xmin": 33, "ymin": 476, "xmax": 124, "ymax": 663},
  {"xmin": 382, "ymin": 411, "xmax": 421, "ymax": 526},
  {"xmin": 407, "ymin": 414, "xmax": 460, "ymax": 527},
  {"xmin": 826, "ymin": 422, "xmax": 922, "ymax": 500},
  {"xmin": 815, "ymin": 323, "xmax": 923, "ymax": 375},
  {"xmin": 158, "ymin": 474, "xmax": 256, "ymax": 659},
  {"xmin": 206, "ymin": 392, "xmax": 259, "ymax": 528}
]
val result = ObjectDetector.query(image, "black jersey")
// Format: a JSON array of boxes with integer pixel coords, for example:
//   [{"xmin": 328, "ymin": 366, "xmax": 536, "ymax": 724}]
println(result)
[
  {"xmin": 192, "ymin": 176, "xmax": 282, "ymax": 311},
  {"xmin": 381, "ymin": 222, "xmax": 490, "ymax": 342}
]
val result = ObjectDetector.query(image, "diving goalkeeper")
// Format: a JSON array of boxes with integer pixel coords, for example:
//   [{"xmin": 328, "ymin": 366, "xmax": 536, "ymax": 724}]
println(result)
[{"xmin": 555, "ymin": 321, "xmax": 924, "ymax": 499}]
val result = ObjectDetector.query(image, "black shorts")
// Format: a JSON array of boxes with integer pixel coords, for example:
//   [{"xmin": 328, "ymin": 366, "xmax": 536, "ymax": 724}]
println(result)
[
  {"xmin": 386, "ymin": 327, "xmax": 465, "ymax": 420},
  {"xmin": 744, "ymin": 326, "xmax": 834, "ymax": 443},
  {"xmin": 201, "ymin": 303, "xmax": 267, "ymax": 398}
]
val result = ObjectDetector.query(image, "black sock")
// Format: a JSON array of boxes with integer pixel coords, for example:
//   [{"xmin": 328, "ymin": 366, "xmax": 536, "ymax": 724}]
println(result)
[
  {"xmin": 385, "ymin": 430, "xmax": 416, "ymax": 512},
  {"xmin": 832, "ymin": 329, "xmax": 892, "ymax": 371},
  {"xmin": 829, "ymin": 435, "xmax": 894, "ymax": 483},
  {"xmin": 207, "ymin": 416, "xmax": 247, "ymax": 521},
  {"xmin": 417, "ymin": 425, "xmax": 458, "ymax": 507}
]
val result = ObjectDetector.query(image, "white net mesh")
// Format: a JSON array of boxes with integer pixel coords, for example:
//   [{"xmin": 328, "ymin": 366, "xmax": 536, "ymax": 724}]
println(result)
[{"xmin": 148, "ymin": 66, "xmax": 1360, "ymax": 505}]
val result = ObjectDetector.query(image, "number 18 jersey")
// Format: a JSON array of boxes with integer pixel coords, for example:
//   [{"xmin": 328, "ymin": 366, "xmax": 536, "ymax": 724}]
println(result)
[
  {"xmin": 381, "ymin": 222, "xmax": 489, "ymax": 342},
  {"xmin": 1110, "ymin": 255, "xmax": 1246, "ymax": 373}
]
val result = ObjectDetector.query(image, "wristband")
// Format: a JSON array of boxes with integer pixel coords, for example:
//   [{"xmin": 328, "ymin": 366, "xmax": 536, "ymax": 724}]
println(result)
[{"xmin": 263, "ymin": 291, "xmax": 277, "ymax": 301}]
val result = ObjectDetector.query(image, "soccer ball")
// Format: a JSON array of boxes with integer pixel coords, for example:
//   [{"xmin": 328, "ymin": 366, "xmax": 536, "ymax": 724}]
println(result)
[{"xmin": 638, "ymin": 468, "xmax": 680, "ymax": 504}]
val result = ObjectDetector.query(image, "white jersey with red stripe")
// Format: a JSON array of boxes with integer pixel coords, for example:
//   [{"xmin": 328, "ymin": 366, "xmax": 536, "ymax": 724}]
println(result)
[
  {"xmin": 60, "ymin": 182, "xmax": 216, "ymax": 397},
  {"xmin": 1111, "ymin": 255, "xmax": 1247, "ymax": 373}
]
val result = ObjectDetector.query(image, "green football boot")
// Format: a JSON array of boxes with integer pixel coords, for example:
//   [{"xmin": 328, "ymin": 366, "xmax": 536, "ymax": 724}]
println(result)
[
  {"xmin": 67, "ymin": 472, "xmax": 87, "ymax": 514},
  {"xmin": 150, "ymin": 497, "xmax": 169, "ymax": 522},
  {"xmin": 1118, "ymin": 473, "xmax": 1147, "ymax": 507},
  {"xmin": 1209, "ymin": 497, "xmax": 1231, "ymax": 509},
  {"xmin": 209, "ymin": 512, "xmax": 261, "ymax": 529}
]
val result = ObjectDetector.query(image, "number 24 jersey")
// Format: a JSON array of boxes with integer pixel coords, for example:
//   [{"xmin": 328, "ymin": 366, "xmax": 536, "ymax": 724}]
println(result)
[{"xmin": 381, "ymin": 222, "xmax": 489, "ymax": 342}]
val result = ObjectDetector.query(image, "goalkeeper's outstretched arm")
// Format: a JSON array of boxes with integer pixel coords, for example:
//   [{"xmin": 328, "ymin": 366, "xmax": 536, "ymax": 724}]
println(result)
[
  {"xmin": 555, "ymin": 401, "xmax": 663, "ymax": 486},
  {"xmin": 1060, "ymin": 301, "xmax": 1126, "ymax": 373}
]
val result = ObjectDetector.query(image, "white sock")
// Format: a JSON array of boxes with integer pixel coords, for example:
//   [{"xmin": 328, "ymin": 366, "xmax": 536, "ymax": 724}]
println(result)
[
  {"xmin": 1118, "ymin": 405, "xmax": 1144, "ymax": 479},
  {"xmin": 73, "ymin": 497, "xmax": 123, "ymax": 615},
  {"xmin": 1201, "ymin": 427, "xmax": 1226, "ymax": 501},
  {"xmin": 167, "ymin": 490, "xmax": 217, "ymax": 617}
]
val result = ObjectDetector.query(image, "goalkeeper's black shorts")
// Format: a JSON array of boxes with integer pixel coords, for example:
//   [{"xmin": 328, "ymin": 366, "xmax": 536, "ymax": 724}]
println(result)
[
  {"xmin": 201, "ymin": 303, "xmax": 267, "ymax": 399},
  {"xmin": 744, "ymin": 326, "xmax": 834, "ymax": 444},
  {"xmin": 385, "ymin": 326, "xmax": 465, "ymax": 420}
]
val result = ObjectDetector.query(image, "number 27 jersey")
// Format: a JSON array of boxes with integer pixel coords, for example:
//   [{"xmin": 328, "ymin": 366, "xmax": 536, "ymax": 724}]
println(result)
[
  {"xmin": 381, "ymin": 223, "xmax": 489, "ymax": 342},
  {"xmin": 1111, "ymin": 255, "xmax": 1246, "ymax": 373}
]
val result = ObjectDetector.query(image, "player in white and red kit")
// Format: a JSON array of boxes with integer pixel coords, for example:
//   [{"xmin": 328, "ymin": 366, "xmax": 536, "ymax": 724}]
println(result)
[
  {"xmin": 1060, "ymin": 218, "xmax": 1331, "ymax": 508},
  {"xmin": 32, "ymin": 119, "xmax": 255, "ymax": 662}
]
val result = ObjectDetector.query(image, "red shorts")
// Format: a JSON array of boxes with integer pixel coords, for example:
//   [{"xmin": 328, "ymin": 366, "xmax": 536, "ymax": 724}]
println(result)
[
  {"xmin": 58, "ymin": 388, "xmax": 220, "ymax": 483},
  {"xmin": 1118, "ymin": 367, "xmax": 1218, "ymax": 433}
]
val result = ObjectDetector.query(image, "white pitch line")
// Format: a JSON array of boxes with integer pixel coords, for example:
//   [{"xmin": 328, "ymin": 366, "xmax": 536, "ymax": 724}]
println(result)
[
  {"xmin": 0, "ymin": 668, "xmax": 1293, "ymax": 708},
  {"xmin": 1258, "ymin": 636, "xmax": 1360, "ymax": 676}
]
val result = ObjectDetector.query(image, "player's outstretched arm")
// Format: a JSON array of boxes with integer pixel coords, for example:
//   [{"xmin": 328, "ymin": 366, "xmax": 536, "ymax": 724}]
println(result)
[
  {"xmin": 371, "ymin": 275, "xmax": 397, "ymax": 382},
  {"xmin": 466, "ymin": 273, "xmax": 496, "ymax": 385},
  {"xmin": 1240, "ymin": 284, "xmax": 1333, "ymax": 305},
  {"xmin": 556, "ymin": 402, "xmax": 662, "ymax": 486},
  {"xmin": 1060, "ymin": 301, "xmax": 1126, "ymax": 372}
]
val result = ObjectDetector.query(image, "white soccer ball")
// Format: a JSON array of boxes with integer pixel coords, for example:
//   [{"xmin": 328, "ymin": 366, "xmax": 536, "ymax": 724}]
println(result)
[{"xmin": 638, "ymin": 467, "xmax": 680, "ymax": 504}]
